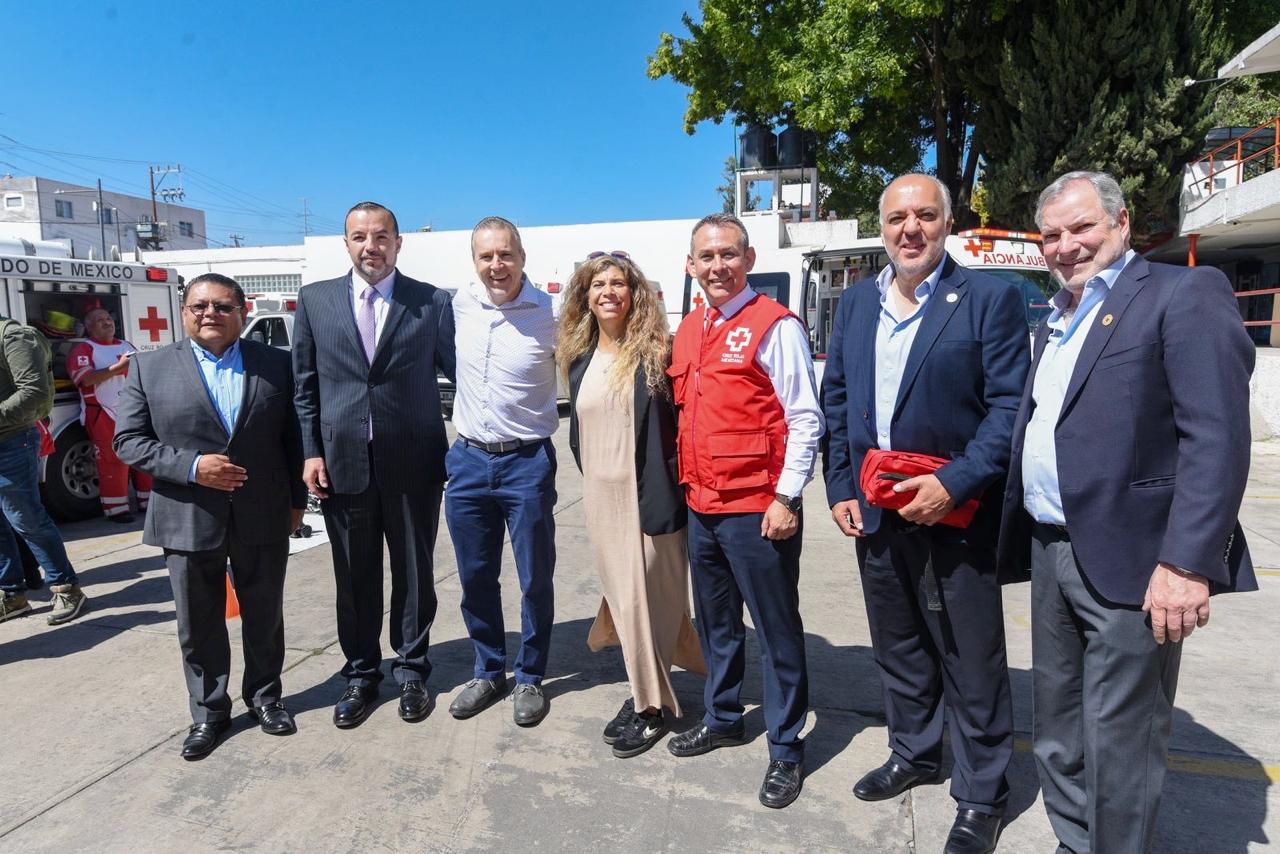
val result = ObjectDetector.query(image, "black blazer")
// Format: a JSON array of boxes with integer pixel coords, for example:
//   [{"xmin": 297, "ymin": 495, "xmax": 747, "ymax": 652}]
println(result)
[
  {"xmin": 292, "ymin": 271, "xmax": 455, "ymax": 494},
  {"xmin": 114, "ymin": 338, "xmax": 306, "ymax": 551},
  {"xmin": 567, "ymin": 350, "xmax": 686, "ymax": 535},
  {"xmin": 997, "ymin": 257, "xmax": 1257, "ymax": 604},
  {"xmin": 822, "ymin": 256, "xmax": 1030, "ymax": 549}
]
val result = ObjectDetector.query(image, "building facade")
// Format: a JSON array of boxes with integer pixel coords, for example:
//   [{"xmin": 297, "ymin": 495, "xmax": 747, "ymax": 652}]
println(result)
[{"xmin": 0, "ymin": 175, "xmax": 207, "ymax": 259}]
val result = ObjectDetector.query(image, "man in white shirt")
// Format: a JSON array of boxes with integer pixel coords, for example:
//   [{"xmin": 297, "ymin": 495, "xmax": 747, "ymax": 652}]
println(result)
[{"xmin": 446, "ymin": 216, "xmax": 559, "ymax": 727}]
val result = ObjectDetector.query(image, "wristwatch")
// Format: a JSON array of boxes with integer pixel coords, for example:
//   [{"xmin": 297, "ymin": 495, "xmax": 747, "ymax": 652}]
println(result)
[{"xmin": 774, "ymin": 492, "xmax": 802, "ymax": 513}]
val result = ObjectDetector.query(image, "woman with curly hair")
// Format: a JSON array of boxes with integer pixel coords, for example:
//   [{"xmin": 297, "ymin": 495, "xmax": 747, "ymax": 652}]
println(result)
[{"xmin": 559, "ymin": 251, "xmax": 705, "ymax": 758}]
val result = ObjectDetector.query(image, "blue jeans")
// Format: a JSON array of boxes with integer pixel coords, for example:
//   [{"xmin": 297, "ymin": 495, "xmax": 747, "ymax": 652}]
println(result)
[
  {"xmin": 0, "ymin": 427, "xmax": 77, "ymax": 593},
  {"xmin": 445, "ymin": 438, "xmax": 556, "ymax": 684}
]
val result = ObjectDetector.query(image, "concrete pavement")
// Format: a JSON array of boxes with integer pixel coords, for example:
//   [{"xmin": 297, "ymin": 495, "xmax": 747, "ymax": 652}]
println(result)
[{"xmin": 0, "ymin": 421, "xmax": 1276, "ymax": 853}]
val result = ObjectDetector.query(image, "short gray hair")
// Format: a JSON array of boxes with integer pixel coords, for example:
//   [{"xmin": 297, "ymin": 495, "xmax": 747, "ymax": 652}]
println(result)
[
  {"xmin": 878, "ymin": 173, "xmax": 952, "ymax": 225},
  {"xmin": 1035, "ymin": 171, "xmax": 1127, "ymax": 229},
  {"xmin": 690, "ymin": 212, "xmax": 749, "ymax": 253},
  {"xmin": 471, "ymin": 215, "xmax": 525, "ymax": 256}
]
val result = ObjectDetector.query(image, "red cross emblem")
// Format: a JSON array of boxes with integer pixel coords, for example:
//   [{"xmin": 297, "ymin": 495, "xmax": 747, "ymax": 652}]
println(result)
[
  {"xmin": 691, "ymin": 291, "xmax": 706, "ymax": 312},
  {"xmin": 963, "ymin": 238, "xmax": 983, "ymax": 257},
  {"xmin": 725, "ymin": 327, "xmax": 752, "ymax": 352},
  {"xmin": 138, "ymin": 306, "xmax": 169, "ymax": 342}
]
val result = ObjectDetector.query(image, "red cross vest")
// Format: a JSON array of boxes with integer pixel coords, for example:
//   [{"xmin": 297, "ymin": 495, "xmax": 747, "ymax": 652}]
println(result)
[{"xmin": 668, "ymin": 292, "xmax": 795, "ymax": 514}]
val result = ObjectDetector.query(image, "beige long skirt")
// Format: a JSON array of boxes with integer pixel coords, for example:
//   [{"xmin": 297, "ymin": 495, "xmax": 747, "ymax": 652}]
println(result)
[{"xmin": 578, "ymin": 350, "xmax": 705, "ymax": 715}]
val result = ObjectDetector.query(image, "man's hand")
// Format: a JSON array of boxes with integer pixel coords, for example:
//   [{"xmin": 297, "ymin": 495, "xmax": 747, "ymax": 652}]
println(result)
[
  {"xmin": 830, "ymin": 499, "xmax": 864, "ymax": 537},
  {"xmin": 289, "ymin": 507, "xmax": 305, "ymax": 534},
  {"xmin": 1142, "ymin": 562, "xmax": 1210, "ymax": 644},
  {"xmin": 894, "ymin": 474, "xmax": 955, "ymax": 525},
  {"xmin": 111, "ymin": 353, "xmax": 132, "ymax": 374},
  {"xmin": 761, "ymin": 500, "xmax": 799, "ymax": 540},
  {"xmin": 194, "ymin": 454, "xmax": 247, "ymax": 492},
  {"xmin": 303, "ymin": 457, "xmax": 330, "ymax": 499}
]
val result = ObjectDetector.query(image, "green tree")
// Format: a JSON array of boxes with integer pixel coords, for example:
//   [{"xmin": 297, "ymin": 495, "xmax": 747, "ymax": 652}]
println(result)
[
  {"xmin": 1209, "ymin": 74, "xmax": 1280, "ymax": 128},
  {"xmin": 715, "ymin": 155, "xmax": 761, "ymax": 212},
  {"xmin": 647, "ymin": 0, "xmax": 1016, "ymax": 225}
]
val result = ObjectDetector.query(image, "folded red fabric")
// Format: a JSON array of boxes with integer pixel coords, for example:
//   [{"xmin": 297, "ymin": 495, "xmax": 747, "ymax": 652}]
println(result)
[{"xmin": 858, "ymin": 449, "xmax": 980, "ymax": 529}]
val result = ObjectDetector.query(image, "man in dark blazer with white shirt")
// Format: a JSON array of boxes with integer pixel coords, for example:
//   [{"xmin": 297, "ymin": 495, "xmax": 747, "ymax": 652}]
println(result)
[
  {"xmin": 292, "ymin": 201, "xmax": 456, "ymax": 728},
  {"xmin": 997, "ymin": 171, "xmax": 1256, "ymax": 854},
  {"xmin": 822, "ymin": 174, "xmax": 1029, "ymax": 854},
  {"xmin": 115, "ymin": 273, "xmax": 306, "ymax": 759}
]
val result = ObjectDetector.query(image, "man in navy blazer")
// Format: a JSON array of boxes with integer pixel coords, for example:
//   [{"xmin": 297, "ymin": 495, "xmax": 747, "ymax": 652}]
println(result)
[
  {"xmin": 996, "ymin": 171, "xmax": 1256, "ymax": 854},
  {"xmin": 822, "ymin": 174, "xmax": 1029, "ymax": 854},
  {"xmin": 293, "ymin": 201, "xmax": 456, "ymax": 728}
]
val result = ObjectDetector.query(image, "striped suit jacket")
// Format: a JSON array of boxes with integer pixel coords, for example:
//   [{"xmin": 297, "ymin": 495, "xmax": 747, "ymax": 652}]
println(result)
[{"xmin": 292, "ymin": 270, "xmax": 456, "ymax": 494}]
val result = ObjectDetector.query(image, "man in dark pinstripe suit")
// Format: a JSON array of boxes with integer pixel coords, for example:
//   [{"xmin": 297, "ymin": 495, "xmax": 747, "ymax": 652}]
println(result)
[{"xmin": 293, "ymin": 201, "xmax": 456, "ymax": 728}]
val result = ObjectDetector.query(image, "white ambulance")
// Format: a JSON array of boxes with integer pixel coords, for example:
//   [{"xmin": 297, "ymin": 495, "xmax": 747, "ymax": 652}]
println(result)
[{"xmin": 0, "ymin": 240, "xmax": 182, "ymax": 519}]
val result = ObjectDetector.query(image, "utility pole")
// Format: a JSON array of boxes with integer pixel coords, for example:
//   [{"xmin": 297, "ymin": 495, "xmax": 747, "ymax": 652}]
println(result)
[
  {"xmin": 228, "ymin": 233, "xmax": 244, "ymax": 248},
  {"xmin": 145, "ymin": 164, "xmax": 183, "ymax": 250},
  {"xmin": 96, "ymin": 179, "xmax": 106, "ymax": 261},
  {"xmin": 300, "ymin": 197, "xmax": 311, "ymax": 237}
]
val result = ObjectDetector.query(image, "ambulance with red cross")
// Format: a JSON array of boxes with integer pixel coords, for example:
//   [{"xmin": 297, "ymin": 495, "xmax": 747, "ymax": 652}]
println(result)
[{"xmin": 0, "ymin": 240, "xmax": 181, "ymax": 519}]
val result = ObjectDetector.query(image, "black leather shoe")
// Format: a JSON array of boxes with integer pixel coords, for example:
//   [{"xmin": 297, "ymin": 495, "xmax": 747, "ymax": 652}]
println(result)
[
  {"xmin": 333, "ymin": 684, "xmax": 378, "ymax": 729},
  {"xmin": 249, "ymin": 702, "xmax": 296, "ymax": 735},
  {"xmin": 398, "ymin": 681, "xmax": 431, "ymax": 722},
  {"xmin": 853, "ymin": 758, "xmax": 940, "ymax": 801},
  {"xmin": 181, "ymin": 719, "xmax": 231, "ymax": 759},
  {"xmin": 666, "ymin": 722, "xmax": 746, "ymax": 757},
  {"xmin": 944, "ymin": 809, "xmax": 1002, "ymax": 854},
  {"xmin": 759, "ymin": 759, "xmax": 803, "ymax": 809},
  {"xmin": 448, "ymin": 675, "xmax": 507, "ymax": 719}
]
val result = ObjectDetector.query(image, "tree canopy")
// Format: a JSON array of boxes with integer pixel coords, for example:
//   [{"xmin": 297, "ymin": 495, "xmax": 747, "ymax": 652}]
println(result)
[{"xmin": 648, "ymin": 0, "xmax": 1279, "ymax": 234}]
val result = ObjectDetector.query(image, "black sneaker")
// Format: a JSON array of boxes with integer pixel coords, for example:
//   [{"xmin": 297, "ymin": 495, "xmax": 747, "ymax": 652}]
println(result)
[
  {"xmin": 612, "ymin": 710, "xmax": 668, "ymax": 758},
  {"xmin": 602, "ymin": 697, "xmax": 636, "ymax": 745}
]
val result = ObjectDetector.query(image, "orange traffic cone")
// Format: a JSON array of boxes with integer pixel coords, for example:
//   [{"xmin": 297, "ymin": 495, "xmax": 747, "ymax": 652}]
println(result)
[{"xmin": 225, "ymin": 571, "xmax": 240, "ymax": 619}]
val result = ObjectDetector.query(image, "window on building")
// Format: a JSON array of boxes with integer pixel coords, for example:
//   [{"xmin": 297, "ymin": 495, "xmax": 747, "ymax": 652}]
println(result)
[
  {"xmin": 178, "ymin": 221, "xmax": 194, "ymax": 237},
  {"xmin": 55, "ymin": 199, "xmax": 73, "ymax": 219},
  {"xmin": 3, "ymin": 195, "xmax": 22, "ymax": 210},
  {"xmin": 99, "ymin": 207, "xmax": 114, "ymax": 225}
]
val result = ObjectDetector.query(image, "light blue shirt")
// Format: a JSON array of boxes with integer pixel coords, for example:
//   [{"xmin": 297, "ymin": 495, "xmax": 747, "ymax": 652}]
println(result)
[
  {"xmin": 186, "ymin": 339, "xmax": 246, "ymax": 483},
  {"xmin": 1022, "ymin": 249, "xmax": 1136, "ymax": 524},
  {"xmin": 873, "ymin": 259, "xmax": 945, "ymax": 450}
]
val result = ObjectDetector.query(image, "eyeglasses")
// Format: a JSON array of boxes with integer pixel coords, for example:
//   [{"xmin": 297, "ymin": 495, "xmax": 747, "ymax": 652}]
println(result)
[
  {"xmin": 184, "ymin": 302, "xmax": 240, "ymax": 316},
  {"xmin": 587, "ymin": 250, "xmax": 631, "ymax": 261}
]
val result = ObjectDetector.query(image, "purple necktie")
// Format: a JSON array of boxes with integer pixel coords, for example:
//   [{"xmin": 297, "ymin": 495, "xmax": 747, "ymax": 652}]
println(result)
[{"xmin": 357, "ymin": 286, "xmax": 378, "ymax": 364}]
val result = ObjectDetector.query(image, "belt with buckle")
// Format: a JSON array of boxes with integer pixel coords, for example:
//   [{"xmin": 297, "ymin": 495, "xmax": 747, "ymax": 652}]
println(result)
[{"xmin": 460, "ymin": 435, "xmax": 532, "ymax": 454}]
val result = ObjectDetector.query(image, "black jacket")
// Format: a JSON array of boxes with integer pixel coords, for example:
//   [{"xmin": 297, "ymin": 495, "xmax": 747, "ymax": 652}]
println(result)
[{"xmin": 567, "ymin": 350, "xmax": 685, "ymax": 535}]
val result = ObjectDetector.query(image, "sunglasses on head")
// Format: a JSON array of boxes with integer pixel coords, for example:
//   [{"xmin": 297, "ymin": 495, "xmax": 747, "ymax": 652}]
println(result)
[{"xmin": 586, "ymin": 250, "xmax": 631, "ymax": 262}]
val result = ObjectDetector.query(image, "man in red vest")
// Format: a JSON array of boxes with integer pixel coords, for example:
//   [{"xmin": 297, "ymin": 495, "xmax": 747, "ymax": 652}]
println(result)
[{"xmin": 665, "ymin": 213, "xmax": 823, "ymax": 809}]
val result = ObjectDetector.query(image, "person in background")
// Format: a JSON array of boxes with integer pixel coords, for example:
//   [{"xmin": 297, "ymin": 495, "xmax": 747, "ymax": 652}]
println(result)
[
  {"xmin": 67, "ymin": 307, "xmax": 151, "ymax": 522},
  {"xmin": 559, "ymin": 251, "xmax": 705, "ymax": 758},
  {"xmin": 0, "ymin": 313, "xmax": 85, "ymax": 625}
]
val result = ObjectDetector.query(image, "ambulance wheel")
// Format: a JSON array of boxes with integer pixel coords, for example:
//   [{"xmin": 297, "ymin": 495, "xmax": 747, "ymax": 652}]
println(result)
[{"xmin": 42, "ymin": 424, "xmax": 100, "ymax": 521}]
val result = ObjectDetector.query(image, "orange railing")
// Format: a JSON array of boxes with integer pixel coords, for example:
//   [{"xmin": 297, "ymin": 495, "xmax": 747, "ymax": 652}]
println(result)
[
  {"xmin": 1187, "ymin": 116, "xmax": 1280, "ymax": 200},
  {"xmin": 1235, "ymin": 286, "xmax": 1280, "ymax": 327}
]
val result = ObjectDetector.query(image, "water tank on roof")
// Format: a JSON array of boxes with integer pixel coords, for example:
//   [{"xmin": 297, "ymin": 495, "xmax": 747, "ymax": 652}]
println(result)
[
  {"xmin": 777, "ymin": 127, "xmax": 817, "ymax": 168},
  {"xmin": 739, "ymin": 124, "xmax": 777, "ymax": 169}
]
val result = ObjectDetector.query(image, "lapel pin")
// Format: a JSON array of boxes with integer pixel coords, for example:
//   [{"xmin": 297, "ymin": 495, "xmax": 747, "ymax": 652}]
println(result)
[
  {"xmin": 1101, "ymin": 313, "xmax": 1114, "ymax": 326},
  {"xmin": 945, "ymin": 292, "xmax": 958, "ymax": 303}
]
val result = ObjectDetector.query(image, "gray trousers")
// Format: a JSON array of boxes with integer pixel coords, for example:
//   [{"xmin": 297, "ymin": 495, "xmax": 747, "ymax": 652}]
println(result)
[
  {"xmin": 166, "ymin": 533, "xmax": 289, "ymax": 723},
  {"xmin": 1031, "ymin": 524, "xmax": 1182, "ymax": 854}
]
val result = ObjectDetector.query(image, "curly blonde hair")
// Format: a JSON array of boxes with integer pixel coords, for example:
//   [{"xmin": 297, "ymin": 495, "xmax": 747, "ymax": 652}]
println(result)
[{"xmin": 556, "ymin": 254, "xmax": 671, "ymax": 399}]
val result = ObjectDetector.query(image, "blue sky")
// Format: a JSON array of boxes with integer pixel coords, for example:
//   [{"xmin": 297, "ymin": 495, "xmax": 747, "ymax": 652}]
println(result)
[{"xmin": 0, "ymin": 1, "xmax": 733, "ymax": 246}]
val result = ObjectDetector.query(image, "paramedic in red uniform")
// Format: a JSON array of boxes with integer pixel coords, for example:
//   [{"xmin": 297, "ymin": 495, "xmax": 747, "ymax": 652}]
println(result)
[
  {"xmin": 664, "ymin": 212, "xmax": 823, "ymax": 810},
  {"xmin": 67, "ymin": 308, "xmax": 152, "ymax": 522}
]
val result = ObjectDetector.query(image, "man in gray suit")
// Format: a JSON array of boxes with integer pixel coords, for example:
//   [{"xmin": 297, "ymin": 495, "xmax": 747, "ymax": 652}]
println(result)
[
  {"xmin": 115, "ymin": 273, "xmax": 306, "ymax": 759},
  {"xmin": 293, "ymin": 201, "xmax": 456, "ymax": 728}
]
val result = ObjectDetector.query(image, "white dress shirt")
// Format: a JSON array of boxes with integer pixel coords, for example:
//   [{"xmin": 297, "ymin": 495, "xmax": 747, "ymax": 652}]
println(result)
[
  {"xmin": 873, "ymin": 259, "xmax": 946, "ymax": 450},
  {"xmin": 709, "ymin": 285, "xmax": 825, "ymax": 498},
  {"xmin": 451, "ymin": 276, "xmax": 560, "ymax": 442},
  {"xmin": 1022, "ymin": 249, "xmax": 1135, "ymax": 524},
  {"xmin": 350, "ymin": 269, "xmax": 395, "ymax": 343}
]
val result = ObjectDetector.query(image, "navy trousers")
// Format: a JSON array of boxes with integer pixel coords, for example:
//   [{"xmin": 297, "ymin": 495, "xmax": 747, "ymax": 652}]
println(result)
[
  {"xmin": 688, "ymin": 509, "xmax": 808, "ymax": 763},
  {"xmin": 856, "ymin": 521, "xmax": 1013, "ymax": 815},
  {"xmin": 445, "ymin": 438, "xmax": 557, "ymax": 684}
]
